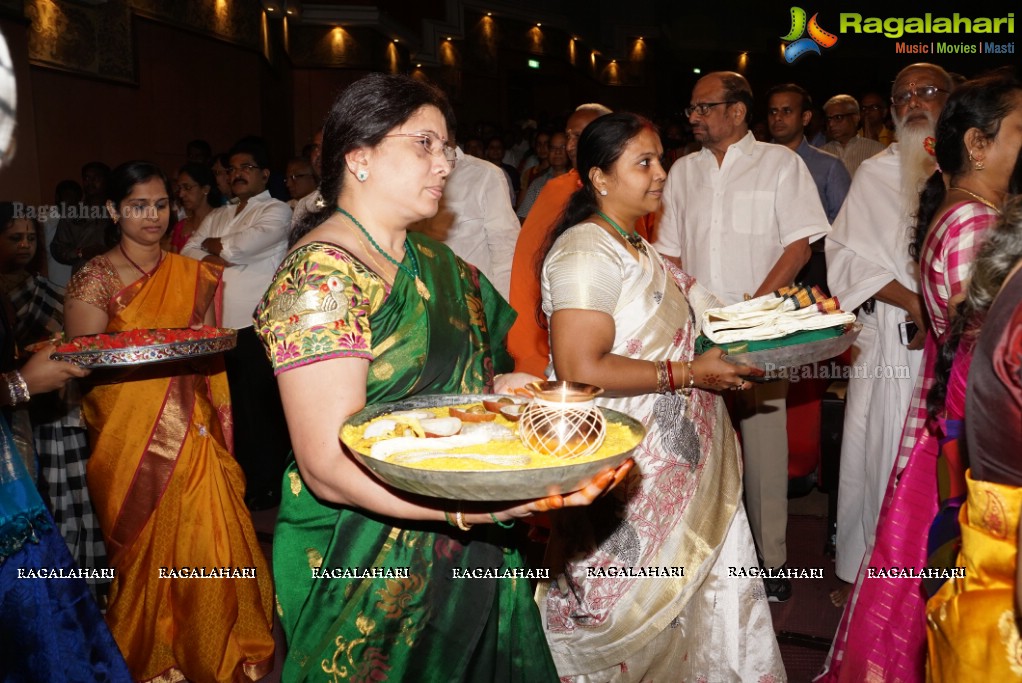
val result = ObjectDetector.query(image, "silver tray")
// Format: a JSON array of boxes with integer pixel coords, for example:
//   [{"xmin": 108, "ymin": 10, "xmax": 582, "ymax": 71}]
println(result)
[
  {"xmin": 342, "ymin": 393, "xmax": 645, "ymax": 501},
  {"xmin": 52, "ymin": 328, "xmax": 237, "ymax": 369},
  {"xmin": 723, "ymin": 323, "xmax": 862, "ymax": 378}
]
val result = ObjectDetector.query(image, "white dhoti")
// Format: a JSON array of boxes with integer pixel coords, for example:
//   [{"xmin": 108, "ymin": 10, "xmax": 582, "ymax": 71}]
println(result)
[
  {"xmin": 833, "ymin": 307, "xmax": 923, "ymax": 580},
  {"xmin": 825, "ymin": 143, "xmax": 926, "ymax": 582}
]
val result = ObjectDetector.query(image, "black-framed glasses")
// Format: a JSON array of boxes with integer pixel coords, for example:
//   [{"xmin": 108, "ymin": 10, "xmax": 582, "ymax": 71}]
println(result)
[
  {"xmin": 286, "ymin": 173, "xmax": 313, "ymax": 182},
  {"xmin": 825, "ymin": 112, "xmax": 858, "ymax": 123},
  {"xmin": 891, "ymin": 84, "xmax": 948, "ymax": 106},
  {"xmin": 684, "ymin": 101, "xmax": 736, "ymax": 117},
  {"xmin": 861, "ymin": 103, "xmax": 885, "ymax": 113},
  {"xmin": 385, "ymin": 132, "xmax": 458, "ymax": 167},
  {"xmin": 226, "ymin": 163, "xmax": 262, "ymax": 174}
]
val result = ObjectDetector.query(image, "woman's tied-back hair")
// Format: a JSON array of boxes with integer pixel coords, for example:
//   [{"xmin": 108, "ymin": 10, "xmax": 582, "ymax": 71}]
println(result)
[
  {"xmin": 911, "ymin": 68, "xmax": 1022, "ymax": 260},
  {"xmin": 289, "ymin": 73, "xmax": 453, "ymax": 247},
  {"xmin": 535, "ymin": 112, "xmax": 655, "ymax": 325}
]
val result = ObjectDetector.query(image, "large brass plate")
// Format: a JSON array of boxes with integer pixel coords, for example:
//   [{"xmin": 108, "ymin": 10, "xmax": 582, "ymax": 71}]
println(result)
[{"xmin": 341, "ymin": 393, "xmax": 644, "ymax": 501}]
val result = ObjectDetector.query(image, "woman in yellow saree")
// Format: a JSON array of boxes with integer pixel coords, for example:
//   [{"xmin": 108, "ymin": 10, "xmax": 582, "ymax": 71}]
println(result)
[{"xmin": 64, "ymin": 161, "xmax": 274, "ymax": 683}]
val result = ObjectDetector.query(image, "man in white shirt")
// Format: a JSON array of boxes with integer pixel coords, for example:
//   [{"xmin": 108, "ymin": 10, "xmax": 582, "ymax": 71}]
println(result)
[
  {"xmin": 821, "ymin": 95, "xmax": 886, "ymax": 177},
  {"xmin": 824, "ymin": 63, "xmax": 950, "ymax": 608},
  {"xmin": 411, "ymin": 146, "xmax": 519, "ymax": 299},
  {"xmin": 181, "ymin": 142, "xmax": 292, "ymax": 510},
  {"xmin": 655, "ymin": 71, "xmax": 830, "ymax": 601}
]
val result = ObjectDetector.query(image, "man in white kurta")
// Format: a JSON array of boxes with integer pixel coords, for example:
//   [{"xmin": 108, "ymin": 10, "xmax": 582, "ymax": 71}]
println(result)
[
  {"xmin": 825, "ymin": 63, "xmax": 950, "ymax": 589},
  {"xmin": 412, "ymin": 147, "xmax": 519, "ymax": 300},
  {"xmin": 655, "ymin": 71, "xmax": 829, "ymax": 600}
]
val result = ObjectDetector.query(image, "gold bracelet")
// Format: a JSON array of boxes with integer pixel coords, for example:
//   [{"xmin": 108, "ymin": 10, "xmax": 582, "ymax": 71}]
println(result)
[
  {"xmin": 683, "ymin": 360, "xmax": 695, "ymax": 395},
  {"xmin": 4, "ymin": 371, "xmax": 29, "ymax": 405},
  {"xmin": 454, "ymin": 509, "xmax": 473, "ymax": 532},
  {"xmin": 653, "ymin": 360, "xmax": 670, "ymax": 394}
]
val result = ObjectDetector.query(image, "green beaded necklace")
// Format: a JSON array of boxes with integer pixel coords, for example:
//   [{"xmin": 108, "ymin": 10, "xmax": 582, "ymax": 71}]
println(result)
[
  {"xmin": 596, "ymin": 210, "xmax": 646, "ymax": 254},
  {"xmin": 337, "ymin": 207, "xmax": 430, "ymax": 300}
]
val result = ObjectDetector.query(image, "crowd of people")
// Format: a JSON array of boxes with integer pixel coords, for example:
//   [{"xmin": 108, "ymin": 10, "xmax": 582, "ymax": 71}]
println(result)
[{"xmin": 1, "ymin": 22, "xmax": 1021, "ymax": 681}]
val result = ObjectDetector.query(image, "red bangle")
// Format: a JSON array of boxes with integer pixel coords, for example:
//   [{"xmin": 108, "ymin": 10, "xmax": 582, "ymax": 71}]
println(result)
[{"xmin": 665, "ymin": 360, "xmax": 676, "ymax": 393}]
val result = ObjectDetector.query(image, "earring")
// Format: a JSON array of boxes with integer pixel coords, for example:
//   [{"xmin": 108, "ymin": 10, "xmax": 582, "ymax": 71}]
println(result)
[
  {"xmin": 356, "ymin": 169, "xmax": 369, "ymax": 182},
  {"xmin": 599, "ymin": 189, "xmax": 608, "ymax": 196}
]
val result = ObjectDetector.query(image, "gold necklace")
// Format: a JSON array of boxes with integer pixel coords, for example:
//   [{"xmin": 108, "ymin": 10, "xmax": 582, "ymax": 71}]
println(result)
[
  {"xmin": 349, "ymin": 224, "xmax": 395, "ymax": 284},
  {"xmin": 949, "ymin": 186, "xmax": 1002, "ymax": 214},
  {"xmin": 337, "ymin": 208, "xmax": 430, "ymax": 300}
]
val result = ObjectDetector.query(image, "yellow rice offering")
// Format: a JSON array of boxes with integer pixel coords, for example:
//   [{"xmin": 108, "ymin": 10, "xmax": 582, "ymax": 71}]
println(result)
[{"xmin": 342, "ymin": 403, "xmax": 640, "ymax": 471}]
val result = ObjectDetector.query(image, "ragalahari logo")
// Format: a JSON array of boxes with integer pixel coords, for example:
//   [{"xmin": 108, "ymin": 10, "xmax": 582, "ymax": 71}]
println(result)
[{"xmin": 781, "ymin": 7, "xmax": 838, "ymax": 63}]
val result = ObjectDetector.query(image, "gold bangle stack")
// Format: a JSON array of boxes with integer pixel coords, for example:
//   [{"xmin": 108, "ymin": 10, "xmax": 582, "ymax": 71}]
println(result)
[
  {"xmin": 683, "ymin": 360, "xmax": 696, "ymax": 394},
  {"xmin": 454, "ymin": 509, "xmax": 473, "ymax": 532}
]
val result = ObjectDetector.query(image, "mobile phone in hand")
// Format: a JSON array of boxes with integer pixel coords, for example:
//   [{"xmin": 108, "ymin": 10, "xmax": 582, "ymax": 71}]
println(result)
[{"xmin": 899, "ymin": 321, "xmax": 919, "ymax": 345}]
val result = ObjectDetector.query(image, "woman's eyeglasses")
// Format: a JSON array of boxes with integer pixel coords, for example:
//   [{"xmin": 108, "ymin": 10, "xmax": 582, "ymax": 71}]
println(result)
[{"xmin": 385, "ymin": 132, "xmax": 458, "ymax": 167}]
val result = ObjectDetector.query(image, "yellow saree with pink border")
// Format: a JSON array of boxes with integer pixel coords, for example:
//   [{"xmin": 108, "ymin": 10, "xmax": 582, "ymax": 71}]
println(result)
[{"xmin": 72, "ymin": 254, "xmax": 274, "ymax": 683}]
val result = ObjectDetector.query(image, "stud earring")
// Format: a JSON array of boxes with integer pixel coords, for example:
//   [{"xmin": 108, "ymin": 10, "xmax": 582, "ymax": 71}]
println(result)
[
  {"xmin": 599, "ymin": 189, "xmax": 608, "ymax": 196},
  {"xmin": 356, "ymin": 169, "xmax": 369, "ymax": 182}
]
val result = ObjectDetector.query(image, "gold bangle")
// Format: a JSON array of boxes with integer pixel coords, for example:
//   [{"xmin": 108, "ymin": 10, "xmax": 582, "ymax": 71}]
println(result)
[
  {"xmin": 4, "ymin": 371, "xmax": 29, "ymax": 405},
  {"xmin": 454, "ymin": 509, "xmax": 473, "ymax": 532},
  {"xmin": 683, "ymin": 360, "xmax": 695, "ymax": 395}
]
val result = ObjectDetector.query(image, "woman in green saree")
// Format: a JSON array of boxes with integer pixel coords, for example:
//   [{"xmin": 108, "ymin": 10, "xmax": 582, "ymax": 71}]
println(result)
[{"xmin": 255, "ymin": 73, "xmax": 629, "ymax": 682}]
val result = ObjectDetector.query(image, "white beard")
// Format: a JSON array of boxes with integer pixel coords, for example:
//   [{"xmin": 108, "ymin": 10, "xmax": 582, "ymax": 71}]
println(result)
[{"xmin": 893, "ymin": 111, "xmax": 938, "ymax": 215}]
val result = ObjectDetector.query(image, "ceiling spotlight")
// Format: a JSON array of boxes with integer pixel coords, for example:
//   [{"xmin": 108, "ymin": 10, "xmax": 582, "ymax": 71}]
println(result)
[
  {"xmin": 416, "ymin": 63, "xmax": 422, "ymax": 68},
  {"xmin": 536, "ymin": 23, "xmax": 542, "ymax": 27},
  {"xmin": 393, "ymin": 38, "xmax": 399, "ymax": 43},
  {"xmin": 486, "ymin": 12, "xmax": 492, "ymax": 16}
]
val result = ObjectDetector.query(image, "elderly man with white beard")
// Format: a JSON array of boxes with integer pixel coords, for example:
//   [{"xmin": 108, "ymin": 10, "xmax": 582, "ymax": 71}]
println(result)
[{"xmin": 818, "ymin": 63, "xmax": 952, "ymax": 680}]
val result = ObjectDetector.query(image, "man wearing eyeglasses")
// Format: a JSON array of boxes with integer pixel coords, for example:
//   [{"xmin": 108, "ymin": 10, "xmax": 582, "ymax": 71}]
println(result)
[
  {"xmin": 655, "ymin": 71, "xmax": 830, "ymax": 603},
  {"xmin": 859, "ymin": 92, "xmax": 894, "ymax": 147},
  {"xmin": 181, "ymin": 141, "xmax": 293, "ymax": 511},
  {"xmin": 284, "ymin": 157, "xmax": 319, "ymax": 210},
  {"xmin": 823, "ymin": 63, "xmax": 951, "ymax": 620},
  {"xmin": 821, "ymin": 94, "xmax": 886, "ymax": 177}
]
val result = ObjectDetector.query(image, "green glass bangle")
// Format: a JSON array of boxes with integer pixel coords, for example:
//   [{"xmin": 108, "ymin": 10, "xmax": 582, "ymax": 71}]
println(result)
[
  {"xmin": 490, "ymin": 512, "xmax": 515, "ymax": 528},
  {"xmin": 443, "ymin": 511, "xmax": 457, "ymax": 527}
]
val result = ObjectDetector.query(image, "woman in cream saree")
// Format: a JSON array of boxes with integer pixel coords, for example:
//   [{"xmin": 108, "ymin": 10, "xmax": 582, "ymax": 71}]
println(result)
[{"xmin": 534, "ymin": 113, "xmax": 785, "ymax": 681}]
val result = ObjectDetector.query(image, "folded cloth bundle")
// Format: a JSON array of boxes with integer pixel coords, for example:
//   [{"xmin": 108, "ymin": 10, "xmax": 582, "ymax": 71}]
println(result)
[{"xmin": 700, "ymin": 285, "xmax": 856, "ymax": 346}]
